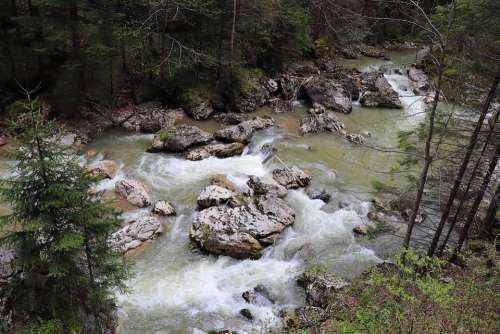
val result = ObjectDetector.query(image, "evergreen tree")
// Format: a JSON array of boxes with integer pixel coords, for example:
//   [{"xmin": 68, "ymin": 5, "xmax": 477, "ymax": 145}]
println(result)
[{"xmin": 0, "ymin": 86, "xmax": 128, "ymax": 333}]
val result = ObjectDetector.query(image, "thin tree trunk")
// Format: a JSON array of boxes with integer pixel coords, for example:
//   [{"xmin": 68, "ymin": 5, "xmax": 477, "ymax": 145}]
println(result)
[
  {"xmin": 428, "ymin": 65, "xmax": 500, "ymax": 256},
  {"xmin": 451, "ymin": 138, "xmax": 500, "ymax": 260},
  {"xmin": 437, "ymin": 111, "xmax": 500, "ymax": 256},
  {"xmin": 403, "ymin": 60, "xmax": 444, "ymax": 248},
  {"xmin": 230, "ymin": 0, "xmax": 237, "ymax": 67}
]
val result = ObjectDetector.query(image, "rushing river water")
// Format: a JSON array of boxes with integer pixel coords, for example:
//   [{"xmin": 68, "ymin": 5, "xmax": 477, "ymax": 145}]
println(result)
[{"xmin": 0, "ymin": 49, "xmax": 429, "ymax": 333}]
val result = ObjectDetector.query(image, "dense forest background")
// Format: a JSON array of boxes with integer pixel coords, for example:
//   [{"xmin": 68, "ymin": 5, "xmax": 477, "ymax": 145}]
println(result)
[{"xmin": 0, "ymin": 0, "xmax": 449, "ymax": 117}]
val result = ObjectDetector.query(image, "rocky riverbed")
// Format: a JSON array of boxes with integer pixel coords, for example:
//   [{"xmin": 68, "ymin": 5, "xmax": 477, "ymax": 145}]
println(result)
[{"xmin": 0, "ymin": 48, "xmax": 446, "ymax": 333}]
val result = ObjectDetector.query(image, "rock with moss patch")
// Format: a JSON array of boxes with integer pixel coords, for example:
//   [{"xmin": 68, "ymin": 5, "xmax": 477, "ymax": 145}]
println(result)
[
  {"xmin": 272, "ymin": 166, "xmax": 311, "ymax": 189},
  {"xmin": 302, "ymin": 269, "xmax": 349, "ymax": 308},
  {"xmin": 149, "ymin": 125, "xmax": 212, "ymax": 152},
  {"xmin": 86, "ymin": 160, "xmax": 119, "ymax": 179},
  {"xmin": 214, "ymin": 117, "xmax": 274, "ymax": 144},
  {"xmin": 185, "ymin": 142, "xmax": 245, "ymax": 161}
]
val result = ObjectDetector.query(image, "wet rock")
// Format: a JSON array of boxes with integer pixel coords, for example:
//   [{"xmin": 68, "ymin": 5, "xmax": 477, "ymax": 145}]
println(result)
[
  {"xmin": 234, "ymin": 80, "xmax": 270, "ymax": 113},
  {"xmin": 211, "ymin": 113, "xmax": 248, "ymax": 125},
  {"xmin": 304, "ymin": 78, "xmax": 352, "ymax": 113},
  {"xmin": 302, "ymin": 270, "xmax": 349, "ymax": 308},
  {"xmin": 120, "ymin": 103, "xmax": 181, "ymax": 132},
  {"xmin": 300, "ymin": 103, "xmax": 345, "ymax": 135},
  {"xmin": 242, "ymin": 290, "xmax": 257, "ymax": 303},
  {"xmin": 149, "ymin": 125, "xmax": 212, "ymax": 152},
  {"xmin": 239, "ymin": 308, "xmax": 253, "ymax": 321},
  {"xmin": 185, "ymin": 142, "xmax": 245, "ymax": 161},
  {"xmin": 305, "ymin": 187, "xmax": 331, "ymax": 203},
  {"xmin": 264, "ymin": 79, "xmax": 279, "ymax": 94},
  {"xmin": 254, "ymin": 284, "xmax": 277, "ymax": 304},
  {"xmin": 357, "ymin": 44, "xmax": 385, "ymax": 58},
  {"xmin": 247, "ymin": 176, "xmax": 288, "ymax": 198},
  {"xmin": 197, "ymin": 185, "xmax": 238, "ymax": 209},
  {"xmin": 255, "ymin": 195, "xmax": 295, "ymax": 227},
  {"xmin": 109, "ymin": 216, "xmax": 162, "ymax": 253},
  {"xmin": 272, "ymin": 166, "xmax": 311, "ymax": 189},
  {"xmin": 190, "ymin": 199, "xmax": 295, "ymax": 259},
  {"xmin": 345, "ymin": 132, "xmax": 366, "ymax": 145},
  {"xmin": 359, "ymin": 72, "xmax": 402, "ymax": 109},
  {"xmin": 353, "ymin": 225, "xmax": 369, "ymax": 235},
  {"xmin": 86, "ymin": 160, "xmax": 119, "ymax": 180},
  {"xmin": 186, "ymin": 101, "xmax": 214, "ymax": 120},
  {"xmin": 210, "ymin": 175, "xmax": 236, "ymax": 192},
  {"xmin": 214, "ymin": 117, "xmax": 275, "ymax": 144},
  {"xmin": 115, "ymin": 179, "xmax": 152, "ymax": 208},
  {"xmin": 408, "ymin": 66, "xmax": 430, "ymax": 93},
  {"xmin": 152, "ymin": 200, "xmax": 176, "ymax": 216}
]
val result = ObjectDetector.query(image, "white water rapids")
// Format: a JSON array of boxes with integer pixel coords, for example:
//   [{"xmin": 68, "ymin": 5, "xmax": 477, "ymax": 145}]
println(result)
[{"xmin": 0, "ymin": 49, "xmax": 439, "ymax": 334}]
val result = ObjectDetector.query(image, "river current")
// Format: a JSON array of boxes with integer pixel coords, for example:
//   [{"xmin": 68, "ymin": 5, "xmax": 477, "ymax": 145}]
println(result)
[{"xmin": 0, "ymin": 50, "xmax": 430, "ymax": 333}]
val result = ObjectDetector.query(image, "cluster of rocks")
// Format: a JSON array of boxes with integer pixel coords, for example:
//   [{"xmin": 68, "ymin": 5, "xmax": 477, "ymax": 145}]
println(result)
[
  {"xmin": 299, "ymin": 103, "xmax": 367, "ymax": 145},
  {"xmin": 148, "ymin": 116, "xmax": 275, "ymax": 160},
  {"xmin": 189, "ymin": 167, "xmax": 311, "ymax": 259}
]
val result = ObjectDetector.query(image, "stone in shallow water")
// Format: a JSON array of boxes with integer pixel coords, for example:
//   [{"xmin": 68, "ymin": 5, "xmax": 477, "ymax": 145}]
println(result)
[
  {"xmin": 185, "ymin": 142, "xmax": 245, "ymax": 161},
  {"xmin": 152, "ymin": 200, "xmax": 176, "ymax": 216},
  {"xmin": 197, "ymin": 185, "xmax": 238, "ymax": 209},
  {"xmin": 149, "ymin": 124, "xmax": 212, "ymax": 152},
  {"xmin": 86, "ymin": 159, "xmax": 119, "ymax": 179},
  {"xmin": 247, "ymin": 175, "xmax": 288, "ymax": 198},
  {"xmin": 214, "ymin": 116, "xmax": 275, "ymax": 144},
  {"xmin": 109, "ymin": 216, "xmax": 162, "ymax": 253},
  {"xmin": 115, "ymin": 179, "xmax": 152, "ymax": 208},
  {"xmin": 272, "ymin": 166, "xmax": 311, "ymax": 189}
]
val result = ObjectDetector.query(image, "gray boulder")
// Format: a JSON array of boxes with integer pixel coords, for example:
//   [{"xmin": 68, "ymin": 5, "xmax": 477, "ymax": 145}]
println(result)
[
  {"xmin": 300, "ymin": 106, "xmax": 345, "ymax": 135},
  {"xmin": 214, "ymin": 117, "xmax": 274, "ymax": 144},
  {"xmin": 359, "ymin": 72, "xmax": 402, "ymax": 109},
  {"xmin": 186, "ymin": 101, "xmax": 214, "ymax": 120},
  {"xmin": 109, "ymin": 216, "xmax": 162, "ymax": 253},
  {"xmin": 304, "ymin": 78, "xmax": 352, "ymax": 113},
  {"xmin": 115, "ymin": 179, "xmax": 152, "ymax": 208},
  {"xmin": 197, "ymin": 185, "xmax": 238, "ymax": 209},
  {"xmin": 185, "ymin": 142, "xmax": 245, "ymax": 161},
  {"xmin": 150, "ymin": 125, "xmax": 212, "ymax": 152},
  {"xmin": 302, "ymin": 270, "xmax": 349, "ymax": 308},
  {"xmin": 272, "ymin": 166, "xmax": 311, "ymax": 189},
  {"xmin": 152, "ymin": 200, "xmax": 176, "ymax": 216},
  {"xmin": 119, "ymin": 102, "xmax": 181, "ymax": 132},
  {"xmin": 247, "ymin": 176, "xmax": 288, "ymax": 198},
  {"xmin": 86, "ymin": 160, "xmax": 119, "ymax": 180}
]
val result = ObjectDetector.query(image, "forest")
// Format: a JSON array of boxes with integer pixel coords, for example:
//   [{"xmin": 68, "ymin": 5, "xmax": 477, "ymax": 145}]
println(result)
[{"xmin": 0, "ymin": 0, "xmax": 499, "ymax": 333}]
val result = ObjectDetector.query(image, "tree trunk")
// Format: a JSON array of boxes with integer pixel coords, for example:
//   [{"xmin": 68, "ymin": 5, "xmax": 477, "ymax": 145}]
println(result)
[
  {"xmin": 437, "ymin": 110, "xmax": 500, "ymax": 256},
  {"xmin": 230, "ymin": 0, "xmax": 237, "ymax": 67},
  {"xmin": 428, "ymin": 65, "xmax": 500, "ymax": 256},
  {"xmin": 403, "ymin": 60, "xmax": 444, "ymax": 248},
  {"xmin": 451, "ymin": 138, "xmax": 500, "ymax": 260}
]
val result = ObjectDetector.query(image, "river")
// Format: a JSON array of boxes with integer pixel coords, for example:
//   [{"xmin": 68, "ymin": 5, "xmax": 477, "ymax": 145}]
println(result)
[{"xmin": 0, "ymin": 49, "xmax": 428, "ymax": 333}]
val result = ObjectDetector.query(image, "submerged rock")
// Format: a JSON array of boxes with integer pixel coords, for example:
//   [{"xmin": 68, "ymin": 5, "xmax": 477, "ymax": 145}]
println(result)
[
  {"xmin": 304, "ymin": 78, "xmax": 352, "ymax": 113},
  {"xmin": 239, "ymin": 308, "xmax": 253, "ymax": 321},
  {"xmin": 86, "ymin": 160, "xmax": 119, "ymax": 180},
  {"xmin": 305, "ymin": 187, "xmax": 331, "ymax": 203},
  {"xmin": 152, "ymin": 200, "xmax": 176, "ymax": 216},
  {"xmin": 109, "ymin": 216, "xmax": 162, "ymax": 253},
  {"xmin": 300, "ymin": 108, "xmax": 345, "ymax": 135},
  {"xmin": 197, "ymin": 185, "xmax": 238, "ymax": 209},
  {"xmin": 115, "ymin": 179, "xmax": 152, "ymax": 208},
  {"xmin": 185, "ymin": 142, "xmax": 245, "ymax": 161},
  {"xmin": 149, "ymin": 125, "xmax": 212, "ymax": 152},
  {"xmin": 247, "ymin": 175, "xmax": 288, "ymax": 198},
  {"xmin": 272, "ymin": 166, "xmax": 311, "ymax": 189},
  {"xmin": 214, "ymin": 117, "xmax": 275, "ymax": 144}
]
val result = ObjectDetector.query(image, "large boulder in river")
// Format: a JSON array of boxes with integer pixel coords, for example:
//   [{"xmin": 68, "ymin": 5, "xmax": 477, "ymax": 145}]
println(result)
[
  {"xmin": 185, "ymin": 142, "xmax": 245, "ymax": 161},
  {"xmin": 408, "ymin": 65, "xmax": 430, "ymax": 94},
  {"xmin": 109, "ymin": 216, "xmax": 162, "ymax": 252},
  {"xmin": 150, "ymin": 125, "xmax": 212, "ymax": 152},
  {"xmin": 214, "ymin": 116, "xmax": 275, "ymax": 144},
  {"xmin": 186, "ymin": 101, "xmax": 214, "ymax": 120},
  {"xmin": 190, "ymin": 196, "xmax": 295, "ymax": 259},
  {"xmin": 359, "ymin": 72, "xmax": 402, "ymax": 109},
  {"xmin": 115, "ymin": 102, "xmax": 181, "ymax": 132},
  {"xmin": 247, "ymin": 176, "xmax": 288, "ymax": 198},
  {"xmin": 115, "ymin": 179, "xmax": 152, "ymax": 208},
  {"xmin": 86, "ymin": 160, "xmax": 119, "ymax": 179},
  {"xmin": 197, "ymin": 185, "xmax": 238, "ymax": 209},
  {"xmin": 304, "ymin": 78, "xmax": 352, "ymax": 113},
  {"xmin": 273, "ymin": 166, "xmax": 311, "ymax": 189}
]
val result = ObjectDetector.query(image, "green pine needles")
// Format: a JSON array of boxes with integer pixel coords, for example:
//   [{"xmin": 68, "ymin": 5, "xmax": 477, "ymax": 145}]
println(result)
[{"xmin": 0, "ymin": 88, "xmax": 128, "ymax": 334}]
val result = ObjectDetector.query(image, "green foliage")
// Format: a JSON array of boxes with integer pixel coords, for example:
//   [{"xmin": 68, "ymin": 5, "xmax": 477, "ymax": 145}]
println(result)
[
  {"xmin": 0, "ymin": 93, "xmax": 128, "ymax": 333},
  {"xmin": 310, "ymin": 249, "xmax": 500, "ymax": 334}
]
